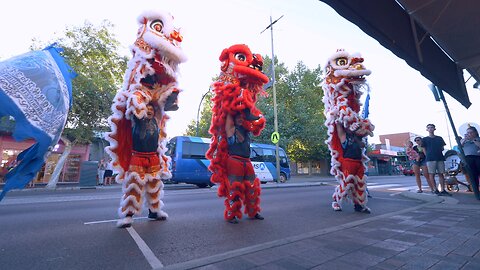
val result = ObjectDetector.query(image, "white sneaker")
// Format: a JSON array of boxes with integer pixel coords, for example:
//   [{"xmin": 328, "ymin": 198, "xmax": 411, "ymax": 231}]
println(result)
[
  {"xmin": 116, "ymin": 216, "xmax": 133, "ymax": 228},
  {"xmin": 332, "ymin": 202, "xmax": 342, "ymax": 211}
]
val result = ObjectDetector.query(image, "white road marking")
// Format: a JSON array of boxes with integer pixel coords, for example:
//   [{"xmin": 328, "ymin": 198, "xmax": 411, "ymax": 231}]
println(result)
[
  {"xmin": 84, "ymin": 217, "xmax": 147, "ymax": 225},
  {"xmin": 126, "ymin": 227, "xmax": 164, "ymax": 269},
  {"xmin": 389, "ymin": 185, "xmax": 419, "ymax": 191},
  {"xmin": 367, "ymin": 184, "xmax": 401, "ymax": 189}
]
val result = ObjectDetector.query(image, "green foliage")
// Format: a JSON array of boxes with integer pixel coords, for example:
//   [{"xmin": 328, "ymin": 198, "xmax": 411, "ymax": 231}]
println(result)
[
  {"xmin": 186, "ymin": 56, "xmax": 329, "ymax": 162},
  {"xmin": 255, "ymin": 57, "xmax": 329, "ymax": 162},
  {"xmin": 32, "ymin": 20, "xmax": 128, "ymax": 144},
  {"xmin": 184, "ymin": 91, "xmax": 213, "ymax": 137},
  {"xmin": 0, "ymin": 116, "xmax": 15, "ymax": 134}
]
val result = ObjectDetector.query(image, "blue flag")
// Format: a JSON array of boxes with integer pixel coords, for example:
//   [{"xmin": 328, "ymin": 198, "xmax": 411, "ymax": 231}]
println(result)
[{"xmin": 0, "ymin": 44, "xmax": 76, "ymax": 201}]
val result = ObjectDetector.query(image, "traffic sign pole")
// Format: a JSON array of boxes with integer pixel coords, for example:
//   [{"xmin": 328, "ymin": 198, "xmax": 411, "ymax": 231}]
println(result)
[{"xmin": 261, "ymin": 15, "xmax": 283, "ymax": 182}]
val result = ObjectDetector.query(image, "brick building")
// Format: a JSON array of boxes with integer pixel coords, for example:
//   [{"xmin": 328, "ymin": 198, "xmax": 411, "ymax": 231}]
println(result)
[
  {"xmin": 367, "ymin": 132, "xmax": 422, "ymax": 175},
  {"xmin": 379, "ymin": 132, "xmax": 423, "ymax": 147}
]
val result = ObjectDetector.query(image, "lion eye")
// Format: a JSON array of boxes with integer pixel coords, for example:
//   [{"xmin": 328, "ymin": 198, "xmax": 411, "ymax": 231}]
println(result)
[
  {"xmin": 336, "ymin": 57, "xmax": 348, "ymax": 66},
  {"xmin": 235, "ymin": 53, "xmax": 246, "ymax": 62},
  {"xmin": 150, "ymin": 20, "xmax": 164, "ymax": 32}
]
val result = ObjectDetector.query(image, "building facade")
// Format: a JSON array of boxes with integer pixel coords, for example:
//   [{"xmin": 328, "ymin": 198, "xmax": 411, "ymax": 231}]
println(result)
[
  {"xmin": 367, "ymin": 132, "xmax": 423, "ymax": 175},
  {"xmin": 0, "ymin": 135, "xmax": 90, "ymax": 184}
]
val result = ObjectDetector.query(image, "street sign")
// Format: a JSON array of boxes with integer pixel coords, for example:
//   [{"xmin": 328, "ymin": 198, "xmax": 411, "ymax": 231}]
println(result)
[{"xmin": 271, "ymin": 131, "xmax": 280, "ymax": 144}]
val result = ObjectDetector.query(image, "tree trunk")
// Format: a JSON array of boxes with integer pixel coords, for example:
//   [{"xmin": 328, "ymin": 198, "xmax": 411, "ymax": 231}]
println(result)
[
  {"xmin": 46, "ymin": 136, "xmax": 72, "ymax": 189},
  {"xmin": 308, "ymin": 160, "xmax": 312, "ymax": 175}
]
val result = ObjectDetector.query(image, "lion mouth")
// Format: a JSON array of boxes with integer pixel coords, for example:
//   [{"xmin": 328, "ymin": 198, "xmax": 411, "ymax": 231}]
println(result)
[
  {"xmin": 233, "ymin": 66, "xmax": 269, "ymax": 85},
  {"xmin": 348, "ymin": 75, "xmax": 366, "ymax": 81},
  {"xmin": 334, "ymin": 69, "xmax": 371, "ymax": 80},
  {"xmin": 249, "ymin": 63, "xmax": 262, "ymax": 71}
]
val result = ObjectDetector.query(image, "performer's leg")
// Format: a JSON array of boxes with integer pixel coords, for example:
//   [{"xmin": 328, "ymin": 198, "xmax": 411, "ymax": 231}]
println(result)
[
  {"xmin": 117, "ymin": 173, "xmax": 145, "ymax": 227},
  {"xmin": 332, "ymin": 173, "xmax": 346, "ymax": 211},
  {"xmin": 332, "ymin": 188, "xmax": 343, "ymax": 211},
  {"xmin": 145, "ymin": 177, "xmax": 168, "ymax": 220},
  {"xmin": 243, "ymin": 178, "xmax": 263, "ymax": 219},
  {"xmin": 224, "ymin": 181, "xmax": 244, "ymax": 223},
  {"xmin": 241, "ymin": 160, "xmax": 263, "ymax": 219},
  {"xmin": 352, "ymin": 169, "xmax": 370, "ymax": 214},
  {"xmin": 225, "ymin": 156, "xmax": 246, "ymax": 223}
]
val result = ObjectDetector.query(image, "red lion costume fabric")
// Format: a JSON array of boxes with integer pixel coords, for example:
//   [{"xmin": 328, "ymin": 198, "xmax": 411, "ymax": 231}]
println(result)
[
  {"xmin": 105, "ymin": 10, "xmax": 186, "ymax": 228},
  {"xmin": 322, "ymin": 49, "xmax": 374, "ymax": 212},
  {"xmin": 206, "ymin": 44, "xmax": 269, "ymax": 221}
]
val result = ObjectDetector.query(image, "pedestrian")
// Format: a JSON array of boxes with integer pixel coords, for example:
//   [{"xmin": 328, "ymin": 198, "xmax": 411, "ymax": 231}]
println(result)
[
  {"xmin": 98, "ymin": 158, "xmax": 106, "ymax": 186},
  {"xmin": 453, "ymin": 136, "xmax": 472, "ymax": 192},
  {"xmin": 405, "ymin": 138, "xmax": 431, "ymax": 193},
  {"xmin": 331, "ymin": 121, "xmax": 371, "ymax": 213},
  {"xmin": 460, "ymin": 126, "xmax": 480, "ymax": 200},
  {"xmin": 422, "ymin": 124, "xmax": 450, "ymax": 196},
  {"xmin": 103, "ymin": 159, "xmax": 113, "ymax": 185}
]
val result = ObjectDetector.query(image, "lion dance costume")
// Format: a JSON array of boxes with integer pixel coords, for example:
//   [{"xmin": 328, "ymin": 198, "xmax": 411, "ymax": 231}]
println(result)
[
  {"xmin": 105, "ymin": 10, "xmax": 186, "ymax": 228},
  {"xmin": 322, "ymin": 49, "xmax": 374, "ymax": 213},
  {"xmin": 206, "ymin": 44, "xmax": 269, "ymax": 223}
]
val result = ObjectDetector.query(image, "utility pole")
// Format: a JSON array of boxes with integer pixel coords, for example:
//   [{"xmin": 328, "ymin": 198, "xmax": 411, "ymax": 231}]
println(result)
[{"xmin": 261, "ymin": 15, "xmax": 283, "ymax": 182}]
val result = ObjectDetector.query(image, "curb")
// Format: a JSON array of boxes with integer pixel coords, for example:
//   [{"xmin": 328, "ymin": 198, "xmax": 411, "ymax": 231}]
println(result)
[{"xmin": 399, "ymin": 190, "xmax": 460, "ymax": 204}]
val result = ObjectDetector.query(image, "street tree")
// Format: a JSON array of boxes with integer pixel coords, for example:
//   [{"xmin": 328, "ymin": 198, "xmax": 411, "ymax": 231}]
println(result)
[
  {"xmin": 256, "ymin": 57, "xmax": 329, "ymax": 162},
  {"xmin": 184, "ymin": 90, "xmax": 214, "ymax": 137},
  {"xmin": 31, "ymin": 20, "xmax": 127, "ymax": 187},
  {"xmin": 32, "ymin": 20, "xmax": 128, "ymax": 144}
]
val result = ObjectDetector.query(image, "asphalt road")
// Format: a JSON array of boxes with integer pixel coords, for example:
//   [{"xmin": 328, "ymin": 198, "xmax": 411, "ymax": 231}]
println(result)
[{"xmin": 0, "ymin": 176, "xmax": 426, "ymax": 269}]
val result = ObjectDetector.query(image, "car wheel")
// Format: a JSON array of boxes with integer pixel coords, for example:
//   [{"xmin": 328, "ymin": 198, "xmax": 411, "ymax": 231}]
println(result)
[
  {"xmin": 278, "ymin": 173, "xmax": 287, "ymax": 183},
  {"xmin": 196, "ymin": 183, "xmax": 208, "ymax": 188}
]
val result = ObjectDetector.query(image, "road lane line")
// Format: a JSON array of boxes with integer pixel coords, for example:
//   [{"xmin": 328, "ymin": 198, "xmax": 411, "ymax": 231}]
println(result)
[
  {"xmin": 126, "ymin": 227, "xmax": 164, "ymax": 269},
  {"xmin": 84, "ymin": 217, "xmax": 147, "ymax": 225}
]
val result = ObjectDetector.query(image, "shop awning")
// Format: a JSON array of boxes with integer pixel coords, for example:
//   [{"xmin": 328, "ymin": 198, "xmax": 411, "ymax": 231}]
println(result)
[{"xmin": 319, "ymin": 0, "xmax": 480, "ymax": 108}]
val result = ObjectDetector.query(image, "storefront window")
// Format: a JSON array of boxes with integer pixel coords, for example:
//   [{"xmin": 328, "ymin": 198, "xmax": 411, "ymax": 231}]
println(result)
[{"xmin": 1, "ymin": 150, "xmax": 23, "ymax": 183}]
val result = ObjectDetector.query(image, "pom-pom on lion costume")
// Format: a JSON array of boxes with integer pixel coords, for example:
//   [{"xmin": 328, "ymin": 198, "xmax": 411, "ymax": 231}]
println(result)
[
  {"xmin": 206, "ymin": 44, "xmax": 269, "ymax": 222},
  {"xmin": 322, "ymin": 49, "xmax": 374, "ymax": 213},
  {"xmin": 105, "ymin": 10, "xmax": 186, "ymax": 228}
]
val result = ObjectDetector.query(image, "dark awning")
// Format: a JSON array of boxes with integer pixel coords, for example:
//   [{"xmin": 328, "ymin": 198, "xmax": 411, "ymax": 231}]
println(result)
[{"xmin": 319, "ymin": 0, "xmax": 480, "ymax": 108}]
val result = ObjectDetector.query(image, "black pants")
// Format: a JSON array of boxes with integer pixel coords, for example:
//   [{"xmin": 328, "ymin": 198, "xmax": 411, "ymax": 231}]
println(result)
[{"xmin": 465, "ymin": 155, "xmax": 480, "ymax": 198}]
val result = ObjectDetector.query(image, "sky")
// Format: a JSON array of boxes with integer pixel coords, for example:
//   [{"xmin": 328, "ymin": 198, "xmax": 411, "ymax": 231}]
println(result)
[{"xmin": 1, "ymin": 0, "xmax": 479, "ymax": 149}]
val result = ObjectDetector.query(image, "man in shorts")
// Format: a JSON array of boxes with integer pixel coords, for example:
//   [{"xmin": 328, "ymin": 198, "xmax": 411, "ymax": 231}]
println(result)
[{"xmin": 422, "ymin": 124, "xmax": 451, "ymax": 196}]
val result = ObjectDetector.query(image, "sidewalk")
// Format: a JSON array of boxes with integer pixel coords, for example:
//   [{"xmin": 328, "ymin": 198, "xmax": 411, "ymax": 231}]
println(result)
[{"xmin": 163, "ymin": 190, "xmax": 480, "ymax": 270}]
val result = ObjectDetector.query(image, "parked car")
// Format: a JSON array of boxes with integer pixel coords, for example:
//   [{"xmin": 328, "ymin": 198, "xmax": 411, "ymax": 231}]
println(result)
[{"xmin": 402, "ymin": 167, "xmax": 414, "ymax": 176}]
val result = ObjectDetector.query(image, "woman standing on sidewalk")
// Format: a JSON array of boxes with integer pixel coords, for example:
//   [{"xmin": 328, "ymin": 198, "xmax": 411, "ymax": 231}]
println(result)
[
  {"xmin": 97, "ymin": 158, "xmax": 106, "ymax": 186},
  {"xmin": 405, "ymin": 138, "xmax": 430, "ymax": 193},
  {"xmin": 461, "ymin": 126, "xmax": 480, "ymax": 200}
]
